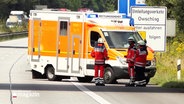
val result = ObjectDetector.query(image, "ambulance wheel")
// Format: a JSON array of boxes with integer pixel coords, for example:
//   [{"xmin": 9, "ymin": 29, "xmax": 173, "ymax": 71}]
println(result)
[
  {"xmin": 46, "ymin": 66, "xmax": 61, "ymax": 81},
  {"xmin": 77, "ymin": 76, "xmax": 93, "ymax": 82},
  {"xmin": 104, "ymin": 67, "xmax": 116, "ymax": 84}
]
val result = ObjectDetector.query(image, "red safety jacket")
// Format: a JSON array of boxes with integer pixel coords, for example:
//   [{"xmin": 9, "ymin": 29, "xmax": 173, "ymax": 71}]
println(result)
[
  {"xmin": 135, "ymin": 48, "xmax": 147, "ymax": 67},
  {"xmin": 91, "ymin": 43, "xmax": 108, "ymax": 65},
  {"xmin": 127, "ymin": 45, "xmax": 136, "ymax": 66}
]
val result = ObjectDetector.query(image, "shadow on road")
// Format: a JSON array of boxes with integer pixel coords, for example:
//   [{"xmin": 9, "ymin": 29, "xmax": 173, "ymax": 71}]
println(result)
[{"xmin": 0, "ymin": 82, "xmax": 184, "ymax": 93}]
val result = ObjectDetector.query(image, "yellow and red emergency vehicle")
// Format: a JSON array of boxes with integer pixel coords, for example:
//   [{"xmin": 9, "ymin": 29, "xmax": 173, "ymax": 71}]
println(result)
[{"xmin": 28, "ymin": 10, "xmax": 156, "ymax": 84}]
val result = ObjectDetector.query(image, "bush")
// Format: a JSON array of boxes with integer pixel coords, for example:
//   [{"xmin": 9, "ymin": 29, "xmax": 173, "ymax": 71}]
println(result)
[
  {"xmin": 0, "ymin": 19, "xmax": 28, "ymax": 33},
  {"xmin": 151, "ymin": 34, "xmax": 184, "ymax": 88}
]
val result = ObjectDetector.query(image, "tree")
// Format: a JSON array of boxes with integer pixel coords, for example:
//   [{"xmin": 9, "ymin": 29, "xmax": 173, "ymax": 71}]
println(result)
[
  {"xmin": 104, "ymin": 0, "xmax": 116, "ymax": 12},
  {"xmin": 173, "ymin": 0, "xmax": 184, "ymax": 33},
  {"xmin": 0, "ymin": 0, "xmax": 10, "ymax": 18},
  {"xmin": 66, "ymin": 0, "xmax": 82, "ymax": 11},
  {"xmin": 92, "ymin": 0, "xmax": 116, "ymax": 12},
  {"xmin": 146, "ymin": 0, "xmax": 174, "ymax": 19},
  {"xmin": 146, "ymin": 0, "xmax": 184, "ymax": 33},
  {"xmin": 0, "ymin": 0, "xmax": 118, "ymax": 19}
]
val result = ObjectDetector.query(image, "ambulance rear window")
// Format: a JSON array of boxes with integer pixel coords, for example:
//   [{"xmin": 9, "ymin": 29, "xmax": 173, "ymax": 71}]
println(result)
[
  {"xmin": 60, "ymin": 21, "xmax": 68, "ymax": 36},
  {"xmin": 90, "ymin": 31, "xmax": 101, "ymax": 47}
]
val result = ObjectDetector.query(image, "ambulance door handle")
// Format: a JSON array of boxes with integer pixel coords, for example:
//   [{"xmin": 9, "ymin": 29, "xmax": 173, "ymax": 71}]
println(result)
[
  {"xmin": 73, "ymin": 50, "xmax": 75, "ymax": 55},
  {"xmin": 32, "ymin": 48, "xmax": 35, "ymax": 52},
  {"xmin": 58, "ymin": 49, "xmax": 60, "ymax": 54}
]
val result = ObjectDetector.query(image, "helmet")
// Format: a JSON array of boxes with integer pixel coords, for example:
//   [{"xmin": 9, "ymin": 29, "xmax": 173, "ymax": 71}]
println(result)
[
  {"xmin": 98, "ymin": 38, "xmax": 104, "ymax": 43},
  {"xmin": 137, "ymin": 40, "xmax": 145, "ymax": 45},
  {"xmin": 128, "ymin": 37, "xmax": 135, "ymax": 42}
]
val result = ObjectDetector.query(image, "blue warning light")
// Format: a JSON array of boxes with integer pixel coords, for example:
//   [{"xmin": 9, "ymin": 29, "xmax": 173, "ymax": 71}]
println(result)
[{"xmin": 87, "ymin": 14, "xmax": 98, "ymax": 18}]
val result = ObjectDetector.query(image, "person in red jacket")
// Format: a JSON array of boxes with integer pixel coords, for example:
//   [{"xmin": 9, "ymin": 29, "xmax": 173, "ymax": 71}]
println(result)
[
  {"xmin": 91, "ymin": 38, "xmax": 108, "ymax": 86},
  {"xmin": 126, "ymin": 37, "xmax": 136, "ymax": 86},
  {"xmin": 134, "ymin": 40, "xmax": 148, "ymax": 87}
]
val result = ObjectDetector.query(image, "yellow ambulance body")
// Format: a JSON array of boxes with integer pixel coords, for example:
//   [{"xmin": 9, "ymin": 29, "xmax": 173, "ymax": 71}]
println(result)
[{"xmin": 28, "ymin": 10, "xmax": 156, "ymax": 84}]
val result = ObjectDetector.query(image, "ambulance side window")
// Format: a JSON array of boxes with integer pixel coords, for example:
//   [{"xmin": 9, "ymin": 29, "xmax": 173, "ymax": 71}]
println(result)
[
  {"xmin": 60, "ymin": 21, "xmax": 68, "ymax": 36},
  {"xmin": 90, "ymin": 31, "xmax": 100, "ymax": 47}
]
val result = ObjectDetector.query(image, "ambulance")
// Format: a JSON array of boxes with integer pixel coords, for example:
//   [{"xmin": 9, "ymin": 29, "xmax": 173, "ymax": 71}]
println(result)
[{"xmin": 28, "ymin": 10, "xmax": 156, "ymax": 84}]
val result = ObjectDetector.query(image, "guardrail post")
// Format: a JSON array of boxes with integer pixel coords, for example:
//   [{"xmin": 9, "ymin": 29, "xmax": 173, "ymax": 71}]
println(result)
[{"xmin": 177, "ymin": 59, "xmax": 181, "ymax": 80}]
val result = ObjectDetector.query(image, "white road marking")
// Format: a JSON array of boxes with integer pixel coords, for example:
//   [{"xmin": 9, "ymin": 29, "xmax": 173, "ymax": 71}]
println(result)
[{"xmin": 72, "ymin": 82, "xmax": 111, "ymax": 104}]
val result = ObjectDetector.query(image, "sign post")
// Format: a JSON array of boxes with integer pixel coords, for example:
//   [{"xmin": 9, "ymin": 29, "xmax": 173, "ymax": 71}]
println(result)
[
  {"xmin": 131, "ymin": 6, "xmax": 167, "ymax": 52},
  {"xmin": 118, "ymin": 0, "xmax": 146, "ymax": 16}
]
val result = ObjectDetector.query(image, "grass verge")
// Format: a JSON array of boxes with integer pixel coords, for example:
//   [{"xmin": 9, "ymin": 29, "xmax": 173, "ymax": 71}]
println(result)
[
  {"xmin": 150, "ymin": 36, "xmax": 184, "ymax": 88},
  {"xmin": 0, "ymin": 19, "xmax": 28, "ymax": 41}
]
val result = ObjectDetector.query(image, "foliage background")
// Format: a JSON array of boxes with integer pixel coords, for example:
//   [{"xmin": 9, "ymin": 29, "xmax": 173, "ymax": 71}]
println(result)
[
  {"xmin": 0, "ymin": 0, "xmax": 117, "ymax": 19},
  {"xmin": 146, "ymin": 0, "xmax": 184, "ymax": 87},
  {"xmin": 1, "ymin": 0, "xmax": 184, "ymax": 33}
]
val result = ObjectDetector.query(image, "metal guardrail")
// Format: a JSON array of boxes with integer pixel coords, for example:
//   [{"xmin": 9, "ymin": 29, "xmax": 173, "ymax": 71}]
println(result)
[
  {"xmin": 0, "ymin": 31, "xmax": 28, "ymax": 37},
  {"xmin": 0, "ymin": 31, "xmax": 28, "ymax": 39}
]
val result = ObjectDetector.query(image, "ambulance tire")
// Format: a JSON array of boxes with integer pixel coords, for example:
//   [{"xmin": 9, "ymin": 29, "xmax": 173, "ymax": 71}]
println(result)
[
  {"xmin": 46, "ymin": 66, "xmax": 62, "ymax": 81},
  {"xmin": 77, "ymin": 76, "xmax": 93, "ymax": 82},
  {"xmin": 104, "ymin": 67, "xmax": 116, "ymax": 84}
]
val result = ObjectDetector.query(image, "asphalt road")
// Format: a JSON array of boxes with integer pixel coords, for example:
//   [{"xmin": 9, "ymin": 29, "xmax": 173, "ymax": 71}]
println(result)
[{"xmin": 0, "ymin": 37, "xmax": 184, "ymax": 104}]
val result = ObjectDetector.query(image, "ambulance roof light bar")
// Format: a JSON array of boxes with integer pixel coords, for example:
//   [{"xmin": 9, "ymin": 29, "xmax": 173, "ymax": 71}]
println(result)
[
  {"xmin": 86, "ymin": 13, "xmax": 134, "ymax": 26},
  {"xmin": 86, "ymin": 13, "xmax": 126, "ymax": 19}
]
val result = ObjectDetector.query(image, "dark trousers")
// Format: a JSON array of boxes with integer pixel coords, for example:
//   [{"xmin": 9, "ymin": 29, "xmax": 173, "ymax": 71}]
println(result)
[{"xmin": 135, "ymin": 66, "xmax": 146, "ymax": 81}]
